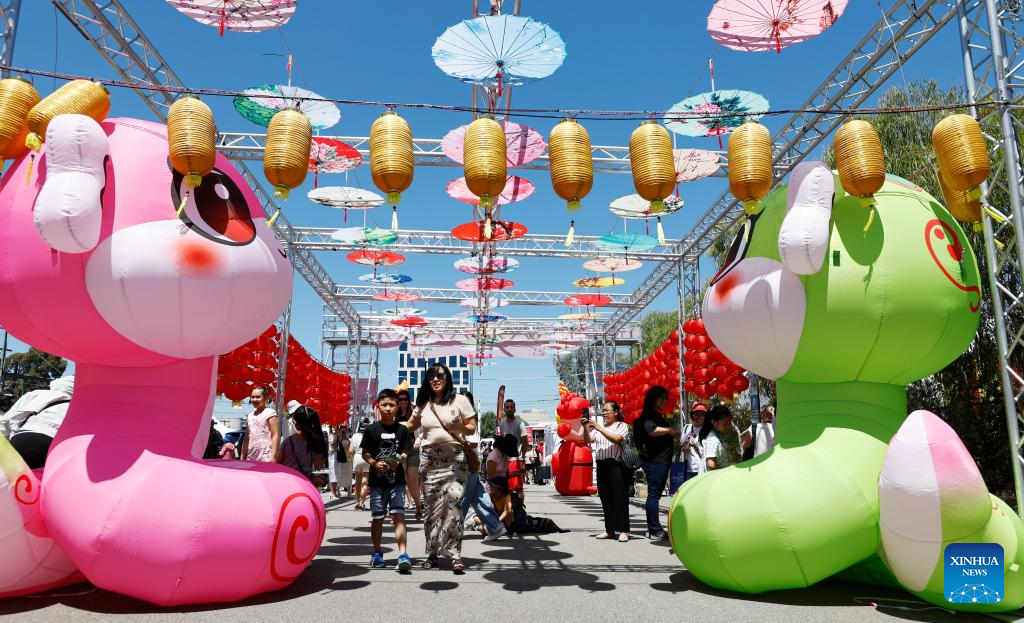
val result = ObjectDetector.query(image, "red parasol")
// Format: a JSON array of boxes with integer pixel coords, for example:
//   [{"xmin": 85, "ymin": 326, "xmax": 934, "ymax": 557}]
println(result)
[
  {"xmin": 456, "ymin": 277, "xmax": 515, "ymax": 291},
  {"xmin": 373, "ymin": 292, "xmax": 421, "ymax": 302},
  {"xmin": 451, "ymin": 221, "xmax": 527, "ymax": 243},
  {"xmin": 309, "ymin": 137, "xmax": 361, "ymax": 187},
  {"xmin": 564, "ymin": 294, "xmax": 612, "ymax": 307},
  {"xmin": 346, "ymin": 250, "xmax": 406, "ymax": 267},
  {"xmin": 391, "ymin": 316, "xmax": 430, "ymax": 328}
]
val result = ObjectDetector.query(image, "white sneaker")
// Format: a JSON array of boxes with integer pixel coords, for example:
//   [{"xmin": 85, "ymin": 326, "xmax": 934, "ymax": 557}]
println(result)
[
  {"xmin": 618, "ymin": 533, "xmax": 629, "ymax": 542},
  {"xmin": 483, "ymin": 524, "xmax": 507, "ymax": 542}
]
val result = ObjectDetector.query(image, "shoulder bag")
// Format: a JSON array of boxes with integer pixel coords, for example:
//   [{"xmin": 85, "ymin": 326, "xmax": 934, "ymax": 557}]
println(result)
[{"xmin": 430, "ymin": 402, "xmax": 480, "ymax": 473}]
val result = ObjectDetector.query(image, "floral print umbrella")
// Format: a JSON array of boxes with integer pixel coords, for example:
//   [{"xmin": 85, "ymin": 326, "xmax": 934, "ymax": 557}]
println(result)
[
  {"xmin": 309, "ymin": 137, "xmax": 361, "ymax": 187},
  {"xmin": 358, "ymin": 273, "xmax": 412, "ymax": 284},
  {"xmin": 572, "ymin": 276, "xmax": 625, "ymax": 289},
  {"xmin": 463, "ymin": 314, "xmax": 508, "ymax": 324},
  {"xmin": 234, "ymin": 84, "xmax": 340, "ymax": 131},
  {"xmin": 373, "ymin": 292, "xmax": 421, "ymax": 302},
  {"xmin": 447, "ymin": 175, "xmax": 535, "ymax": 206},
  {"xmin": 167, "ymin": 0, "xmax": 296, "ymax": 35},
  {"xmin": 451, "ymin": 220, "xmax": 528, "ymax": 243},
  {"xmin": 582, "ymin": 257, "xmax": 644, "ymax": 273},
  {"xmin": 708, "ymin": 0, "xmax": 848, "ymax": 53},
  {"xmin": 674, "ymin": 148, "xmax": 722, "ymax": 183},
  {"xmin": 391, "ymin": 316, "xmax": 429, "ymax": 328},
  {"xmin": 432, "ymin": 15, "xmax": 566, "ymax": 91},
  {"xmin": 330, "ymin": 227, "xmax": 397, "ymax": 245},
  {"xmin": 564, "ymin": 294, "xmax": 613, "ymax": 307},
  {"xmin": 456, "ymin": 277, "xmax": 515, "ymax": 291},
  {"xmin": 664, "ymin": 89, "xmax": 769, "ymax": 146},
  {"xmin": 383, "ymin": 307, "xmax": 426, "ymax": 316},
  {"xmin": 442, "ymin": 120, "xmax": 546, "ymax": 167},
  {"xmin": 346, "ymin": 250, "xmax": 405, "ymax": 267},
  {"xmin": 594, "ymin": 232, "xmax": 660, "ymax": 253},
  {"xmin": 453, "ymin": 256, "xmax": 520, "ymax": 275},
  {"xmin": 609, "ymin": 194, "xmax": 684, "ymax": 219}
]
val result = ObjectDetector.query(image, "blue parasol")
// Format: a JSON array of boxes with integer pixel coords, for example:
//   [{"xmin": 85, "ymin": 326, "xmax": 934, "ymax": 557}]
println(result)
[
  {"xmin": 593, "ymin": 232, "xmax": 660, "ymax": 253},
  {"xmin": 664, "ymin": 89, "xmax": 769, "ymax": 145},
  {"xmin": 359, "ymin": 273, "xmax": 412, "ymax": 285}
]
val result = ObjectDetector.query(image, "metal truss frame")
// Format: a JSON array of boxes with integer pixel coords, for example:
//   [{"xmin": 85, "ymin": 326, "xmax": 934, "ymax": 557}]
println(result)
[
  {"xmin": 0, "ymin": 0, "xmax": 20, "ymax": 79},
  {"xmin": 958, "ymin": 0, "xmax": 1024, "ymax": 513},
  {"xmin": 332, "ymin": 284, "xmax": 633, "ymax": 307},
  {"xmin": 290, "ymin": 227, "xmax": 678, "ymax": 261}
]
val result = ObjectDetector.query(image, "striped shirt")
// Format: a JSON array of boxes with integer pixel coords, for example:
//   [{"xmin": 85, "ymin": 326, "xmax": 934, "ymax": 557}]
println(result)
[{"xmin": 589, "ymin": 421, "xmax": 629, "ymax": 461}]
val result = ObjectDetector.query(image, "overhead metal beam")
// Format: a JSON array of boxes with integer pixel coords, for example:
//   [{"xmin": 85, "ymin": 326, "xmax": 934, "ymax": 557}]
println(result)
[
  {"xmin": 0, "ymin": 0, "xmax": 21, "ymax": 78},
  {"xmin": 596, "ymin": 0, "xmax": 963, "ymax": 339},
  {"xmin": 290, "ymin": 227, "xmax": 678, "ymax": 261},
  {"xmin": 332, "ymin": 284, "xmax": 634, "ymax": 307}
]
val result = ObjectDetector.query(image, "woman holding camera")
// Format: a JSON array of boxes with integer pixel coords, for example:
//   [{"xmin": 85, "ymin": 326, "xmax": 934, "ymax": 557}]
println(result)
[{"xmin": 586, "ymin": 401, "xmax": 631, "ymax": 542}]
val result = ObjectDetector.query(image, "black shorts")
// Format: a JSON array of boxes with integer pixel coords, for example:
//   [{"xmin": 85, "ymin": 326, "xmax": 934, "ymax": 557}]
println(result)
[{"xmin": 10, "ymin": 432, "xmax": 53, "ymax": 469}]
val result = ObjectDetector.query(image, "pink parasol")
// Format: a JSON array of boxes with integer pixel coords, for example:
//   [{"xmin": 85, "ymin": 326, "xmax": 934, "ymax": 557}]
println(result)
[
  {"xmin": 451, "ymin": 221, "xmax": 528, "ymax": 243},
  {"xmin": 674, "ymin": 148, "xmax": 722, "ymax": 183},
  {"xmin": 374, "ymin": 292, "xmax": 421, "ymax": 302},
  {"xmin": 447, "ymin": 175, "xmax": 535, "ymax": 206},
  {"xmin": 167, "ymin": 0, "xmax": 296, "ymax": 35},
  {"xmin": 456, "ymin": 277, "xmax": 515, "ymax": 291},
  {"xmin": 707, "ymin": 0, "xmax": 848, "ymax": 54},
  {"xmin": 442, "ymin": 120, "xmax": 546, "ymax": 167},
  {"xmin": 309, "ymin": 137, "xmax": 361, "ymax": 187},
  {"xmin": 454, "ymin": 256, "xmax": 519, "ymax": 275},
  {"xmin": 564, "ymin": 294, "xmax": 612, "ymax": 307},
  {"xmin": 582, "ymin": 257, "xmax": 644, "ymax": 273},
  {"xmin": 346, "ymin": 250, "xmax": 405, "ymax": 267}
]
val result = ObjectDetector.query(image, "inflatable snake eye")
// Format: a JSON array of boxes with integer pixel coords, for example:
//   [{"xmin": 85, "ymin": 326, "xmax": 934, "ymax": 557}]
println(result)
[
  {"xmin": 171, "ymin": 167, "xmax": 256, "ymax": 246},
  {"xmin": 709, "ymin": 213, "xmax": 756, "ymax": 288}
]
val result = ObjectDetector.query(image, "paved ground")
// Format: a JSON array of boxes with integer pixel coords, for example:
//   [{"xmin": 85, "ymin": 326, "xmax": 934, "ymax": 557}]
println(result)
[{"xmin": 0, "ymin": 485, "xmax": 1006, "ymax": 622}]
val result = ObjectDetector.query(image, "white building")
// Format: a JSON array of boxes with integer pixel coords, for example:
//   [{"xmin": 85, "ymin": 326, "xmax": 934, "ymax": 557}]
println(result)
[{"xmin": 397, "ymin": 341, "xmax": 471, "ymax": 402}]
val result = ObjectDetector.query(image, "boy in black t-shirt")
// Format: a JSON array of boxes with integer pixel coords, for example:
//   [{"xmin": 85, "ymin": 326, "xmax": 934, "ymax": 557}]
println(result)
[{"xmin": 361, "ymin": 388, "xmax": 414, "ymax": 572}]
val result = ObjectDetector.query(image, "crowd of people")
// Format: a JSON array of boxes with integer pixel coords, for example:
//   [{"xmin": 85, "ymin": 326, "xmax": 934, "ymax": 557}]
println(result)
[{"xmin": 1, "ymin": 371, "xmax": 775, "ymax": 576}]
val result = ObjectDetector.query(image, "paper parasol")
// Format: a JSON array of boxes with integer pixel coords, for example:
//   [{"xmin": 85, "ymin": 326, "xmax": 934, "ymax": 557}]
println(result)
[
  {"xmin": 234, "ymin": 84, "xmax": 340, "ymax": 131},
  {"xmin": 465, "ymin": 352, "xmax": 496, "ymax": 359},
  {"xmin": 560, "ymin": 312, "xmax": 604, "ymax": 320},
  {"xmin": 331, "ymin": 227, "xmax": 397, "ymax": 245},
  {"xmin": 664, "ymin": 90, "xmax": 769, "ymax": 141},
  {"xmin": 309, "ymin": 137, "xmax": 361, "ymax": 185},
  {"xmin": 451, "ymin": 221, "xmax": 528, "ymax": 243},
  {"xmin": 383, "ymin": 307, "xmax": 426, "ymax": 316},
  {"xmin": 463, "ymin": 314, "xmax": 508, "ymax": 324},
  {"xmin": 167, "ymin": 0, "xmax": 296, "ymax": 35},
  {"xmin": 346, "ymin": 250, "xmax": 405, "ymax": 267},
  {"xmin": 594, "ymin": 232, "xmax": 660, "ymax": 252},
  {"xmin": 609, "ymin": 194, "xmax": 684, "ymax": 219},
  {"xmin": 447, "ymin": 175, "xmax": 535, "ymax": 206},
  {"xmin": 456, "ymin": 277, "xmax": 515, "ymax": 291},
  {"xmin": 460, "ymin": 297, "xmax": 509, "ymax": 308},
  {"xmin": 309, "ymin": 187, "xmax": 383, "ymax": 210},
  {"xmin": 442, "ymin": 119, "xmax": 546, "ymax": 166},
  {"xmin": 391, "ymin": 316, "xmax": 429, "ymax": 328},
  {"xmin": 564, "ymin": 294, "xmax": 613, "ymax": 307},
  {"xmin": 572, "ymin": 277, "xmax": 625, "ymax": 289},
  {"xmin": 432, "ymin": 15, "xmax": 566, "ymax": 89},
  {"xmin": 582, "ymin": 257, "xmax": 644, "ymax": 273},
  {"xmin": 708, "ymin": 0, "xmax": 848, "ymax": 53},
  {"xmin": 453, "ymin": 256, "xmax": 520, "ymax": 275},
  {"xmin": 373, "ymin": 291, "xmax": 420, "ymax": 302},
  {"xmin": 358, "ymin": 273, "xmax": 412, "ymax": 284},
  {"xmin": 675, "ymin": 148, "xmax": 722, "ymax": 182}
]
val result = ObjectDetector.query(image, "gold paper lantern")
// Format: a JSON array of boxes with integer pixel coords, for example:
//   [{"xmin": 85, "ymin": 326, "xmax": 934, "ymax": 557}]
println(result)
[
  {"xmin": 26, "ymin": 80, "xmax": 110, "ymax": 151},
  {"xmin": 168, "ymin": 95, "xmax": 217, "ymax": 189},
  {"xmin": 629, "ymin": 121, "xmax": 675, "ymax": 213},
  {"xmin": 727, "ymin": 121, "xmax": 773, "ymax": 215},
  {"xmin": 834, "ymin": 120, "xmax": 885, "ymax": 207},
  {"xmin": 548, "ymin": 119, "xmax": 593, "ymax": 212},
  {"xmin": 464, "ymin": 116, "xmax": 507, "ymax": 210},
  {"xmin": 369, "ymin": 110, "xmax": 414, "ymax": 206},
  {"xmin": 938, "ymin": 168, "xmax": 982, "ymax": 231},
  {"xmin": 263, "ymin": 108, "xmax": 312, "ymax": 201},
  {"xmin": 933, "ymin": 114, "xmax": 990, "ymax": 201},
  {"xmin": 0, "ymin": 77, "xmax": 39, "ymax": 159}
]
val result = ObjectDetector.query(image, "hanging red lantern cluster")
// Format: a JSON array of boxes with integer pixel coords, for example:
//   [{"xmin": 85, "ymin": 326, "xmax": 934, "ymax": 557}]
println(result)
[
  {"xmin": 215, "ymin": 326, "xmax": 353, "ymax": 426},
  {"xmin": 283, "ymin": 337, "xmax": 353, "ymax": 426},
  {"xmin": 604, "ymin": 330, "xmax": 681, "ymax": 424},
  {"xmin": 217, "ymin": 325, "xmax": 281, "ymax": 406},
  {"xmin": 681, "ymin": 318, "xmax": 749, "ymax": 400}
]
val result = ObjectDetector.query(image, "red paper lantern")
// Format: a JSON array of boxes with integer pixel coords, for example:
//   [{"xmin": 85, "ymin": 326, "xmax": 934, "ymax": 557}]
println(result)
[
  {"xmin": 224, "ymin": 382, "xmax": 250, "ymax": 402},
  {"xmin": 727, "ymin": 374, "xmax": 750, "ymax": 393}
]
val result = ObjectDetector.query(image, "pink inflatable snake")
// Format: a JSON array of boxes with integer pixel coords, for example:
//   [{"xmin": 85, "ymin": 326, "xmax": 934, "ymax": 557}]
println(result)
[{"xmin": 0, "ymin": 115, "xmax": 324, "ymax": 605}]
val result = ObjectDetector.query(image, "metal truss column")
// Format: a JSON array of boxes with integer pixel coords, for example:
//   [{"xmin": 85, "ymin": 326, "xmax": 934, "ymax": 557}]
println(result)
[
  {"xmin": 0, "ymin": 0, "xmax": 21, "ymax": 78},
  {"xmin": 958, "ymin": 0, "xmax": 1024, "ymax": 514},
  {"xmin": 274, "ymin": 300, "xmax": 292, "ymax": 419}
]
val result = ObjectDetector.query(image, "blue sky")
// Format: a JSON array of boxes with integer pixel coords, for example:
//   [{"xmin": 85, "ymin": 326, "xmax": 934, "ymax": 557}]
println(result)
[{"xmin": 7, "ymin": 1, "xmax": 968, "ymax": 414}]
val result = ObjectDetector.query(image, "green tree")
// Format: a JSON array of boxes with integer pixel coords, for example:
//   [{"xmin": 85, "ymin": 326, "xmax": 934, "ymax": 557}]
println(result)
[
  {"xmin": 632, "ymin": 310, "xmax": 679, "ymax": 362},
  {"xmin": 2, "ymin": 347, "xmax": 68, "ymax": 400},
  {"xmin": 479, "ymin": 410, "xmax": 497, "ymax": 438}
]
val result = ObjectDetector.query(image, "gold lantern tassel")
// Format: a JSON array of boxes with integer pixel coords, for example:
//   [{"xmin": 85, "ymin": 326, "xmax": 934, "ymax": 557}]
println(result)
[
  {"xmin": 657, "ymin": 217, "xmax": 666, "ymax": 245},
  {"xmin": 267, "ymin": 209, "xmax": 281, "ymax": 226},
  {"xmin": 483, "ymin": 216, "xmax": 493, "ymax": 240},
  {"xmin": 565, "ymin": 220, "xmax": 575, "ymax": 246},
  {"xmin": 176, "ymin": 192, "xmax": 190, "ymax": 218},
  {"xmin": 391, "ymin": 206, "xmax": 399, "ymax": 231}
]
